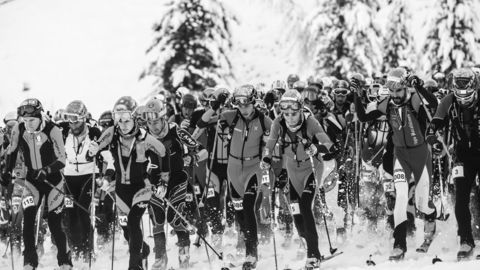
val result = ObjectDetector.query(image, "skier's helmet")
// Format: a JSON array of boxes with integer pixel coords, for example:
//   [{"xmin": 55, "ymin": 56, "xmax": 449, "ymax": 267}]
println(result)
[
  {"xmin": 3, "ymin": 111, "xmax": 17, "ymax": 125},
  {"xmin": 112, "ymin": 96, "xmax": 138, "ymax": 124},
  {"xmin": 181, "ymin": 93, "xmax": 198, "ymax": 109},
  {"xmin": 232, "ymin": 84, "xmax": 257, "ymax": 107},
  {"xmin": 17, "ymin": 98, "xmax": 43, "ymax": 118},
  {"xmin": 424, "ymin": 79, "xmax": 439, "ymax": 93},
  {"xmin": 63, "ymin": 100, "xmax": 88, "ymax": 123},
  {"xmin": 199, "ymin": 87, "xmax": 215, "ymax": 106},
  {"xmin": 287, "ymin": 74, "xmax": 300, "ymax": 88},
  {"xmin": 143, "ymin": 98, "xmax": 168, "ymax": 121},
  {"xmin": 98, "ymin": 110, "xmax": 114, "ymax": 128},
  {"xmin": 452, "ymin": 68, "xmax": 478, "ymax": 107},
  {"xmin": 279, "ymin": 89, "xmax": 303, "ymax": 111},
  {"xmin": 333, "ymin": 80, "xmax": 350, "ymax": 96},
  {"xmin": 293, "ymin": 80, "xmax": 307, "ymax": 92}
]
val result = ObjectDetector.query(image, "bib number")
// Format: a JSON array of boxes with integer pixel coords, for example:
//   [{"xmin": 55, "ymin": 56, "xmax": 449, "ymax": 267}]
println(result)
[
  {"xmin": 360, "ymin": 170, "xmax": 373, "ymax": 182},
  {"xmin": 118, "ymin": 215, "xmax": 128, "ymax": 227},
  {"xmin": 12, "ymin": 197, "xmax": 21, "ymax": 213},
  {"xmin": 185, "ymin": 193, "xmax": 193, "ymax": 202},
  {"xmin": 22, "ymin": 196, "xmax": 35, "ymax": 209},
  {"xmin": 383, "ymin": 180, "xmax": 395, "ymax": 193},
  {"xmin": 290, "ymin": 202, "xmax": 300, "ymax": 215},
  {"xmin": 452, "ymin": 165, "xmax": 464, "ymax": 179},
  {"xmin": 261, "ymin": 171, "xmax": 270, "ymax": 185},
  {"xmin": 194, "ymin": 185, "xmax": 201, "ymax": 195},
  {"xmin": 393, "ymin": 169, "xmax": 406, "ymax": 183},
  {"xmin": 207, "ymin": 187, "xmax": 215, "ymax": 198},
  {"xmin": 232, "ymin": 199, "xmax": 243, "ymax": 210},
  {"xmin": 64, "ymin": 196, "xmax": 74, "ymax": 209}
]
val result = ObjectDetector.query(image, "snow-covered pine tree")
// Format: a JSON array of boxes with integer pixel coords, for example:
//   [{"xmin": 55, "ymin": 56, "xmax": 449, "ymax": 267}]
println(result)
[
  {"xmin": 382, "ymin": 0, "xmax": 414, "ymax": 73},
  {"xmin": 420, "ymin": 0, "xmax": 480, "ymax": 75},
  {"xmin": 140, "ymin": 0, "xmax": 234, "ymax": 92},
  {"xmin": 304, "ymin": 0, "xmax": 382, "ymax": 79}
]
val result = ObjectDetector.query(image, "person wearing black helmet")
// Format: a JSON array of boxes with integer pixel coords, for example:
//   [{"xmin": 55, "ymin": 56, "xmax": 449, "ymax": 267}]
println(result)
[
  {"xmin": 1, "ymin": 98, "xmax": 71, "ymax": 270},
  {"xmin": 428, "ymin": 68, "xmax": 480, "ymax": 260}
]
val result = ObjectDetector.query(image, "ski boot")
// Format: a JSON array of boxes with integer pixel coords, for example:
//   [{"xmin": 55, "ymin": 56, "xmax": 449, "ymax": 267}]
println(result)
[
  {"xmin": 457, "ymin": 242, "xmax": 474, "ymax": 260},
  {"xmin": 179, "ymin": 246, "xmax": 190, "ymax": 269},
  {"xmin": 304, "ymin": 257, "xmax": 320, "ymax": 270},
  {"xmin": 242, "ymin": 255, "xmax": 257, "ymax": 270},
  {"xmin": 388, "ymin": 247, "xmax": 405, "ymax": 261},
  {"xmin": 151, "ymin": 253, "xmax": 168, "ymax": 270},
  {"xmin": 142, "ymin": 243, "xmax": 150, "ymax": 270},
  {"xmin": 416, "ymin": 219, "xmax": 436, "ymax": 253}
]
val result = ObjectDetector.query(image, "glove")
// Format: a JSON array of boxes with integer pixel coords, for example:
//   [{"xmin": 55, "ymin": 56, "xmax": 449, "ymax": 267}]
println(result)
[
  {"xmin": 305, "ymin": 144, "xmax": 318, "ymax": 157},
  {"xmin": 34, "ymin": 168, "xmax": 48, "ymax": 182},
  {"xmin": 88, "ymin": 141, "xmax": 99, "ymax": 156},
  {"xmin": 211, "ymin": 100, "xmax": 221, "ymax": 111},
  {"xmin": 275, "ymin": 169, "xmax": 288, "ymax": 189},
  {"xmin": 0, "ymin": 172, "xmax": 11, "ymax": 187},
  {"xmin": 217, "ymin": 93, "xmax": 228, "ymax": 106},
  {"xmin": 160, "ymin": 172, "xmax": 170, "ymax": 182},
  {"xmin": 103, "ymin": 169, "xmax": 115, "ymax": 182},
  {"xmin": 155, "ymin": 181, "xmax": 168, "ymax": 199},
  {"xmin": 407, "ymin": 74, "xmax": 424, "ymax": 87},
  {"xmin": 180, "ymin": 119, "xmax": 190, "ymax": 130},
  {"xmin": 350, "ymin": 78, "xmax": 363, "ymax": 95},
  {"xmin": 260, "ymin": 157, "xmax": 271, "ymax": 170},
  {"xmin": 425, "ymin": 134, "xmax": 439, "ymax": 145},
  {"xmin": 183, "ymin": 155, "xmax": 193, "ymax": 167},
  {"xmin": 97, "ymin": 178, "xmax": 110, "ymax": 192}
]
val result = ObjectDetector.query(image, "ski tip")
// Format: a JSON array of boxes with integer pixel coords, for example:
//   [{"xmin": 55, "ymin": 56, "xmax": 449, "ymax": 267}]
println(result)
[{"xmin": 432, "ymin": 256, "xmax": 442, "ymax": 264}]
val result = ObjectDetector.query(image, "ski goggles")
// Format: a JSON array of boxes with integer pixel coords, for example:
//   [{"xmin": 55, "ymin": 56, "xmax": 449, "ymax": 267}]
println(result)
[
  {"xmin": 282, "ymin": 110, "xmax": 301, "ymax": 117},
  {"xmin": 17, "ymin": 105, "xmax": 40, "ymax": 117},
  {"xmin": 141, "ymin": 111, "xmax": 165, "ymax": 122},
  {"xmin": 113, "ymin": 111, "xmax": 133, "ymax": 123},
  {"xmin": 333, "ymin": 88, "xmax": 348, "ymax": 96},
  {"xmin": 62, "ymin": 113, "xmax": 86, "ymax": 123},
  {"xmin": 99, "ymin": 118, "xmax": 113, "ymax": 128},
  {"xmin": 279, "ymin": 100, "xmax": 301, "ymax": 111},
  {"xmin": 232, "ymin": 96, "xmax": 254, "ymax": 107}
]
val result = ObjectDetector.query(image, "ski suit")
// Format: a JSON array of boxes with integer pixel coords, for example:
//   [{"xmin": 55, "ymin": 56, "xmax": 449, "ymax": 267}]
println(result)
[
  {"xmin": 96, "ymin": 126, "xmax": 169, "ymax": 269},
  {"xmin": 264, "ymin": 112, "xmax": 332, "ymax": 260},
  {"xmin": 355, "ymin": 85, "xmax": 438, "ymax": 252},
  {"xmin": 431, "ymin": 93, "xmax": 480, "ymax": 247},
  {"xmin": 4, "ymin": 119, "xmax": 70, "ymax": 268},
  {"xmin": 221, "ymin": 108, "xmax": 272, "ymax": 260}
]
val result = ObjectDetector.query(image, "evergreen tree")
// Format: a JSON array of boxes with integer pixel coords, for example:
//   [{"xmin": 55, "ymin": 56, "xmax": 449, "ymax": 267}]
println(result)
[
  {"xmin": 382, "ymin": 0, "xmax": 414, "ymax": 72},
  {"xmin": 140, "ymin": 0, "xmax": 234, "ymax": 92},
  {"xmin": 304, "ymin": 0, "xmax": 382, "ymax": 79},
  {"xmin": 420, "ymin": 0, "xmax": 480, "ymax": 75}
]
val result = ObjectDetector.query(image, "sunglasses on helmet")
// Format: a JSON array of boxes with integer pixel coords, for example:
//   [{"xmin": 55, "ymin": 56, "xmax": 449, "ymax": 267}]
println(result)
[
  {"xmin": 141, "ymin": 111, "xmax": 165, "ymax": 122},
  {"xmin": 99, "ymin": 118, "xmax": 113, "ymax": 127},
  {"xmin": 113, "ymin": 111, "xmax": 133, "ymax": 123}
]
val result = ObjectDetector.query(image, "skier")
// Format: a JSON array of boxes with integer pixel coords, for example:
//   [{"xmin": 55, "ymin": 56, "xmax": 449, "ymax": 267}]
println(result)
[
  {"xmin": 88, "ymin": 96, "xmax": 169, "ymax": 270},
  {"xmin": 352, "ymin": 67, "xmax": 439, "ymax": 260},
  {"xmin": 428, "ymin": 68, "xmax": 480, "ymax": 260},
  {"xmin": 143, "ymin": 98, "xmax": 205, "ymax": 269},
  {"xmin": 261, "ymin": 90, "xmax": 335, "ymax": 270},
  {"xmin": 220, "ymin": 84, "xmax": 272, "ymax": 269},
  {"xmin": 98, "ymin": 110, "xmax": 114, "ymax": 132},
  {"xmin": 60, "ymin": 100, "xmax": 104, "ymax": 260},
  {"xmin": 1, "ymin": 98, "xmax": 72, "ymax": 270}
]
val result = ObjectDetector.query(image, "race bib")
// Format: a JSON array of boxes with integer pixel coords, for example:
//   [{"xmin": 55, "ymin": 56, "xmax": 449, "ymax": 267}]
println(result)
[
  {"xmin": 22, "ymin": 196, "xmax": 35, "ymax": 209},
  {"xmin": 393, "ymin": 169, "xmax": 406, "ymax": 183},
  {"xmin": 383, "ymin": 180, "xmax": 395, "ymax": 193},
  {"xmin": 64, "ymin": 196, "xmax": 74, "ymax": 209},
  {"xmin": 290, "ymin": 202, "xmax": 300, "ymax": 215},
  {"xmin": 360, "ymin": 170, "xmax": 373, "ymax": 182},
  {"xmin": 12, "ymin": 197, "xmax": 22, "ymax": 213},
  {"xmin": 261, "ymin": 171, "xmax": 270, "ymax": 185},
  {"xmin": 232, "ymin": 199, "xmax": 243, "ymax": 210},
  {"xmin": 207, "ymin": 187, "xmax": 215, "ymax": 198},
  {"xmin": 452, "ymin": 165, "xmax": 464, "ymax": 179},
  {"xmin": 185, "ymin": 193, "xmax": 193, "ymax": 202},
  {"xmin": 194, "ymin": 185, "xmax": 201, "ymax": 195},
  {"xmin": 118, "ymin": 215, "xmax": 128, "ymax": 227}
]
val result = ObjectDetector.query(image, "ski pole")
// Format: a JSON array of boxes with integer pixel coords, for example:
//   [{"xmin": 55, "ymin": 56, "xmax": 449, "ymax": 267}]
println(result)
[
  {"xmin": 35, "ymin": 196, "xmax": 45, "ymax": 247},
  {"xmin": 111, "ymin": 200, "xmax": 116, "ymax": 270},
  {"xmin": 308, "ymin": 157, "xmax": 338, "ymax": 255},
  {"xmin": 89, "ymin": 156, "xmax": 97, "ymax": 270},
  {"xmin": 152, "ymin": 196, "xmax": 223, "ymax": 260},
  {"xmin": 268, "ymin": 172, "xmax": 278, "ymax": 270},
  {"xmin": 42, "ymin": 179, "xmax": 101, "ymax": 221},
  {"xmin": 198, "ymin": 122, "xmax": 219, "ymax": 207}
]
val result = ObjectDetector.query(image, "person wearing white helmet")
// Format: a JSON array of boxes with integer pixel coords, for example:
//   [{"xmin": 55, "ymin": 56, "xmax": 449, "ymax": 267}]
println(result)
[
  {"xmin": 352, "ymin": 67, "xmax": 439, "ymax": 260},
  {"xmin": 428, "ymin": 68, "xmax": 480, "ymax": 260},
  {"xmin": 142, "ymin": 98, "xmax": 207, "ymax": 269},
  {"xmin": 1, "ymin": 98, "xmax": 71, "ymax": 270},
  {"xmin": 88, "ymin": 96, "xmax": 170, "ymax": 270},
  {"xmin": 261, "ymin": 89, "xmax": 335, "ymax": 270}
]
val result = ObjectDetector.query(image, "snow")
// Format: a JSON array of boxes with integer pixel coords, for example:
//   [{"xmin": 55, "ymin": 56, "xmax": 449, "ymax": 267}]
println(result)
[{"xmin": 1, "ymin": 0, "xmax": 480, "ymax": 269}]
